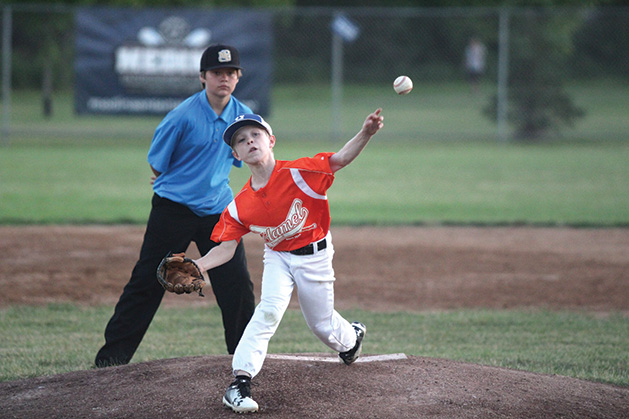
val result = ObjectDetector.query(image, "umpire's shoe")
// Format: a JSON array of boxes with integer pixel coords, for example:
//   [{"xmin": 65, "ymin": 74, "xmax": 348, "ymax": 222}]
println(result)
[
  {"xmin": 223, "ymin": 376, "xmax": 259, "ymax": 413},
  {"xmin": 339, "ymin": 322, "xmax": 367, "ymax": 365}
]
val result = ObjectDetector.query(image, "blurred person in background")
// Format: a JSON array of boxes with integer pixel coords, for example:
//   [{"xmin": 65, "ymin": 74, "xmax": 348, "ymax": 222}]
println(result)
[{"xmin": 464, "ymin": 37, "xmax": 487, "ymax": 94}]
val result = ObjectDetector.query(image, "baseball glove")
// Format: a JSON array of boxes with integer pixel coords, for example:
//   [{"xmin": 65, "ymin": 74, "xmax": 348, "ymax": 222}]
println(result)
[{"xmin": 157, "ymin": 252, "xmax": 206, "ymax": 297}]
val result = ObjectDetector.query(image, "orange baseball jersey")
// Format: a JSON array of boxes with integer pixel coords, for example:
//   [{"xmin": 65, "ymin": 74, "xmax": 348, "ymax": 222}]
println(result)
[{"xmin": 211, "ymin": 153, "xmax": 335, "ymax": 251}]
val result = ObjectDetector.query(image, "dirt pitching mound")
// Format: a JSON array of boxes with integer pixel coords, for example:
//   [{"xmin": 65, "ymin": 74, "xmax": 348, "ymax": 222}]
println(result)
[{"xmin": 1, "ymin": 354, "xmax": 627, "ymax": 418}]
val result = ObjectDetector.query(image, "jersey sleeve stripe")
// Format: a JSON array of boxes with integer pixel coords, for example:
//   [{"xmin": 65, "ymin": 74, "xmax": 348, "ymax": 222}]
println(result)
[
  {"xmin": 227, "ymin": 200, "xmax": 242, "ymax": 225},
  {"xmin": 290, "ymin": 168, "xmax": 327, "ymax": 200}
]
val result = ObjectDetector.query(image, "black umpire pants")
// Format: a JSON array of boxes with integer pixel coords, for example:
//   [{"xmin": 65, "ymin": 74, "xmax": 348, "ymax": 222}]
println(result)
[{"xmin": 95, "ymin": 194, "xmax": 255, "ymax": 367}]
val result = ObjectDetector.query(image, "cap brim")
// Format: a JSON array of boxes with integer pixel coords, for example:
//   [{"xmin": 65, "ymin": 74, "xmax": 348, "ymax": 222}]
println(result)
[{"xmin": 202, "ymin": 64, "xmax": 243, "ymax": 71}]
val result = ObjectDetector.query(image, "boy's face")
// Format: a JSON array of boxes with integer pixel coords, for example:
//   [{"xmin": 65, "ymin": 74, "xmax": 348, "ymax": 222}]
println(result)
[
  {"xmin": 200, "ymin": 68, "xmax": 240, "ymax": 97},
  {"xmin": 231, "ymin": 125, "xmax": 275, "ymax": 163}
]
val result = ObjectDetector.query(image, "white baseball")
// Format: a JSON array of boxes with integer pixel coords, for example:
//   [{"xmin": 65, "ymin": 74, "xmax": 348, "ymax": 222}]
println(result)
[{"xmin": 393, "ymin": 75, "xmax": 413, "ymax": 95}]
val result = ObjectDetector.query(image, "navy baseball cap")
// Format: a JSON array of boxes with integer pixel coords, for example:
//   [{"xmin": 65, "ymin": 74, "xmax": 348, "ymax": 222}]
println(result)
[
  {"xmin": 223, "ymin": 114, "xmax": 273, "ymax": 147},
  {"xmin": 200, "ymin": 44, "xmax": 243, "ymax": 71}
]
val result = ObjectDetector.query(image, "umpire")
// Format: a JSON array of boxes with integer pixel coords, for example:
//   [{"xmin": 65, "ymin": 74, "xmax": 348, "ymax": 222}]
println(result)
[{"xmin": 95, "ymin": 44, "xmax": 256, "ymax": 367}]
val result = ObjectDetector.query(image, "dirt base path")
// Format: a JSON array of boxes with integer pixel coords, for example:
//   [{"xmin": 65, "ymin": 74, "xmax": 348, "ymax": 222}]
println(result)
[
  {"xmin": 1, "ymin": 225, "xmax": 628, "ymax": 312},
  {"xmin": 1, "ymin": 226, "xmax": 628, "ymax": 418}
]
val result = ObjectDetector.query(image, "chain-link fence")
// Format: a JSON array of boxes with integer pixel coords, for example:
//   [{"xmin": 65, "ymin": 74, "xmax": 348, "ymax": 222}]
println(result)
[{"xmin": 2, "ymin": 5, "xmax": 628, "ymax": 142}]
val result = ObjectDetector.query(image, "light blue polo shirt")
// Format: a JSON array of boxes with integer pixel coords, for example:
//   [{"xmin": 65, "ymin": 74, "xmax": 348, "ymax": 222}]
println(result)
[{"xmin": 148, "ymin": 91, "xmax": 252, "ymax": 216}]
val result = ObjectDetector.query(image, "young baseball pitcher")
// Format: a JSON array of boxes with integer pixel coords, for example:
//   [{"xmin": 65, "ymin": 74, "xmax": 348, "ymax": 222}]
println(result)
[{"xmin": 189, "ymin": 108, "xmax": 384, "ymax": 413}]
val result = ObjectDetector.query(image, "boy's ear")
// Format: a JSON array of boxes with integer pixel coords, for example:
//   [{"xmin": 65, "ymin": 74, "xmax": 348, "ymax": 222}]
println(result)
[
  {"xmin": 232, "ymin": 149, "xmax": 242, "ymax": 161},
  {"xmin": 269, "ymin": 135, "xmax": 276, "ymax": 149}
]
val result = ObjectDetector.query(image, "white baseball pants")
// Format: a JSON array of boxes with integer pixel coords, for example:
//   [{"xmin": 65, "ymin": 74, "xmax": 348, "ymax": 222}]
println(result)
[{"xmin": 231, "ymin": 233, "xmax": 357, "ymax": 378}]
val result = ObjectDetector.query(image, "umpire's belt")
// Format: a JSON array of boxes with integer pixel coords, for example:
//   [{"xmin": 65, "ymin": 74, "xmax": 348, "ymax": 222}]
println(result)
[{"xmin": 289, "ymin": 239, "xmax": 327, "ymax": 256}]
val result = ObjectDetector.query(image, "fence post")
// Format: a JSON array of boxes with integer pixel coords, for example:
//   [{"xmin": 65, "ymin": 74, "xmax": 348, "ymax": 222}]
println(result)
[
  {"xmin": 2, "ymin": 5, "xmax": 12, "ymax": 145},
  {"xmin": 331, "ymin": 28, "xmax": 343, "ymax": 141},
  {"xmin": 497, "ymin": 7, "xmax": 510, "ymax": 142}
]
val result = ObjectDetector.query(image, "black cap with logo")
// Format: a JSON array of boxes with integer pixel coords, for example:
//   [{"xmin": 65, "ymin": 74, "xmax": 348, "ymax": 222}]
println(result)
[{"xmin": 200, "ymin": 44, "xmax": 243, "ymax": 71}]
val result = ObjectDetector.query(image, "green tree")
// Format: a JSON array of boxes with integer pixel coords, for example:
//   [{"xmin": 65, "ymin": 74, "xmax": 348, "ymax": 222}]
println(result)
[{"xmin": 571, "ymin": 7, "xmax": 629, "ymax": 78}]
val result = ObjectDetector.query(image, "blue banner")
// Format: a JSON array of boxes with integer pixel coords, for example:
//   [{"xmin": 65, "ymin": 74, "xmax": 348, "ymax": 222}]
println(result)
[{"xmin": 74, "ymin": 7, "xmax": 272, "ymax": 116}]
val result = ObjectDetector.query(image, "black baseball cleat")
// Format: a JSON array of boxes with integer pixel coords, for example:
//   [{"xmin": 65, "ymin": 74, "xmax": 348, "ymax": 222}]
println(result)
[
  {"xmin": 223, "ymin": 376, "xmax": 259, "ymax": 413},
  {"xmin": 339, "ymin": 322, "xmax": 366, "ymax": 365}
]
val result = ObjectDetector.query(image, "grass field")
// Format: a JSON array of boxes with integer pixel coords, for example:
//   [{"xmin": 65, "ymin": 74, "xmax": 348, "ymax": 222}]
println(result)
[
  {"xmin": 5, "ymin": 80, "xmax": 629, "ymax": 142},
  {"xmin": 1, "ymin": 139, "xmax": 628, "ymax": 225},
  {"xmin": 2, "ymin": 82, "xmax": 628, "ymax": 225},
  {"xmin": 1, "ymin": 304, "xmax": 627, "ymax": 386}
]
